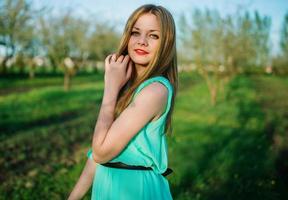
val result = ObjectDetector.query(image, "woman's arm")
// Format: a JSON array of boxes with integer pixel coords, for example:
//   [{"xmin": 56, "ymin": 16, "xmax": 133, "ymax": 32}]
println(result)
[
  {"xmin": 92, "ymin": 81, "xmax": 168, "ymax": 163},
  {"xmin": 67, "ymin": 158, "xmax": 97, "ymax": 200},
  {"xmin": 90, "ymin": 53, "xmax": 167, "ymax": 163},
  {"xmin": 91, "ymin": 54, "xmax": 132, "ymax": 163}
]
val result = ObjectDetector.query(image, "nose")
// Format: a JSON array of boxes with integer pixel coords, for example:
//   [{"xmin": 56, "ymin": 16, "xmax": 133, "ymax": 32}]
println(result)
[{"xmin": 137, "ymin": 35, "xmax": 148, "ymax": 46}]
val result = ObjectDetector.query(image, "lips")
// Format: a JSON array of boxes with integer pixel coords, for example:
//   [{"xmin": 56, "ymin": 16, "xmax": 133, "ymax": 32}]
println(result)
[{"xmin": 134, "ymin": 49, "xmax": 149, "ymax": 55}]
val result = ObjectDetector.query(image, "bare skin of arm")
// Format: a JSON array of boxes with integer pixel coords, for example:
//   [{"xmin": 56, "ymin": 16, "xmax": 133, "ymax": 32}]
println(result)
[
  {"xmin": 67, "ymin": 54, "xmax": 131, "ymax": 199},
  {"xmin": 67, "ymin": 158, "xmax": 97, "ymax": 200}
]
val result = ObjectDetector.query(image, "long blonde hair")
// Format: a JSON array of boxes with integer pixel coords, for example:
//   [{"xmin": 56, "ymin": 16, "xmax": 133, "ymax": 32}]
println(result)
[{"xmin": 115, "ymin": 4, "xmax": 178, "ymax": 135}]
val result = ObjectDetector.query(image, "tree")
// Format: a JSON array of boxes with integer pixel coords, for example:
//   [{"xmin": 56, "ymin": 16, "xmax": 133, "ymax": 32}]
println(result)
[
  {"xmin": 178, "ymin": 8, "xmax": 271, "ymax": 105},
  {"xmin": 273, "ymin": 11, "xmax": 288, "ymax": 75},
  {"xmin": 88, "ymin": 21, "xmax": 120, "ymax": 61},
  {"xmin": 280, "ymin": 12, "xmax": 288, "ymax": 58},
  {"xmin": 39, "ymin": 13, "xmax": 90, "ymax": 90},
  {"xmin": 0, "ymin": 0, "xmax": 36, "ymax": 74},
  {"xmin": 179, "ymin": 9, "xmax": 228, "ymax": 105}
]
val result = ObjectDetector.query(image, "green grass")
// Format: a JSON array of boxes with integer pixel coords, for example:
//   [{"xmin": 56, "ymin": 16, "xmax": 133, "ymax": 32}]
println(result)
[
  {"xmin": 168, "ymin": 74, "xmax": 287, "ymax": 200},
  {"xmin": 0, "ymin": 74, "xmax": 104, "ymax": 139},
  {"xmin": 0, "ymin": 72, "xmax": 287, "ymax": 199},
  {"xmin": 251, "ymin": 75, "xmax": 288, "ymax": 142},
  {"xmin": 0, "ymin": 73, "xmax": 103, "ymax": 199}
]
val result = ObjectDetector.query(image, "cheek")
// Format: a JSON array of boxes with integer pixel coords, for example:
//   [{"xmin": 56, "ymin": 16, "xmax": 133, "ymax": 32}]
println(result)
[
  {"xmin": 127, "ymin": 39, "xmax": 134, "ymax": 54},
  {"xmin": 150, "ymin": 40, "xmax": 160, "ymax": 55}
]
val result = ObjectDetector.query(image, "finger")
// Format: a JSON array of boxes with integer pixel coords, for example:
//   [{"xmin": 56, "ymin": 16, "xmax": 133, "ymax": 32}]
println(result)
[
  {"xmin": 122, "ymin": 55, "xmax": 130, "ymax": 65},
  {"xmin": 105, "ymin": 54, "xmax": 112, "ymax": 66},
  {"xmin": 117, "ymin": 55, "xmax": 124, "ymax": 63},
  {"xmin": 111, "ymin": 54, "xmax": 117, "ymax": 62},
  {"xmin": 126, "ymin": 60, "xmax": 133, "ymax": 80},
  {"xmin": 109, "ymin": 54, "xmax": 113, "ymax": 63}
]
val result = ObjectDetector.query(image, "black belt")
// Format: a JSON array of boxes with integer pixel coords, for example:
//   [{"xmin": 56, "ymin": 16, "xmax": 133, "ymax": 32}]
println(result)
[{"xmin": 100, "ymin": 162, "xmax": 173, "ymax": 177}]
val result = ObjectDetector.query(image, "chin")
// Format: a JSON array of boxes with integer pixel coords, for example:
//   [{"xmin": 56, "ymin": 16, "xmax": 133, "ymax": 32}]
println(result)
[
  {"xmin": 134, "ymin": 61, "xmax": 149, "ymax": 66},
  {"xmin": 131, "ymin": 57, "xmax": 149, "ymax": 66}
]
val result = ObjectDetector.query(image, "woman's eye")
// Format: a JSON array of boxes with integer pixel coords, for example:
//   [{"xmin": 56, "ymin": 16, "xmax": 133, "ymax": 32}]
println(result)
[
  {"xmin": 150, "ymin": 34, "xmax": 159, "ymax": 39},
  {"xmin": 131, "ymin": 31, "xmax": 140, "ymax": 36}
]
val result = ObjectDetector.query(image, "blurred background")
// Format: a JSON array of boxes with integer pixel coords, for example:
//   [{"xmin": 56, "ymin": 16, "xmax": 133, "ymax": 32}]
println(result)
[{"xmin": 0, "ymin": 0, "xmax": 288, "ymax": 199}]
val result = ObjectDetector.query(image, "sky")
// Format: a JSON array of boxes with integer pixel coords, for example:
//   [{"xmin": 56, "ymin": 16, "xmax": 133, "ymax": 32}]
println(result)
[
  {"xmin": 29, "ymin": 0, "xmax": 288, "ymax": 55},
  {"xmin": 34, "ymin": 0, "xmax": 288, "ymax": 55}
]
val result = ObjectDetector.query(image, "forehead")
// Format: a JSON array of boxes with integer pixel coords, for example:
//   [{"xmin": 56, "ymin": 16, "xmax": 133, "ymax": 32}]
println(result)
[{"xmin": 133, "ymin": 13, "xmax": 160, "ymax": 31}]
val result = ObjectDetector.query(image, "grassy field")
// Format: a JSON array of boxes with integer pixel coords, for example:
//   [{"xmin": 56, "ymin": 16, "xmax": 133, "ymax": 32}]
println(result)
[{"xmin": 0, "ymin": 72, "xmax": 287, "ymax": 199}]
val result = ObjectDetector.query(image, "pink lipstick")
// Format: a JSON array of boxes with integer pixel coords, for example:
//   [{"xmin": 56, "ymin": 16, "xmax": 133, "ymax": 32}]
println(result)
[{"xmin": 135, "ymin": 49, "xmax": 149, "ymax": 55}]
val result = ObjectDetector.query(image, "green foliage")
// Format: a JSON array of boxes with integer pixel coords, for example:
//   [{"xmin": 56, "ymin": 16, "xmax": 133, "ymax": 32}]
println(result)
[
  {"xmin": 178, "ymin": 9, "xmax": 271, "ymax": 71},
  {"xmin": 0, "ymin": 0, "xmax": 37, "ymax": 73},
  {"xmin": 280, "ymin": 12, "xmax": 288, "ymax": 57},
  {"xmin": 273, "ymin": 11, "xmax": 288, "ymax": 75},
  {"xmin": 39, "ymin": 13, "xmax": 90, "ymax": 68},
  {"xmin": 88, "ymin": 22, "xmax": 120, "ymax": 60}
]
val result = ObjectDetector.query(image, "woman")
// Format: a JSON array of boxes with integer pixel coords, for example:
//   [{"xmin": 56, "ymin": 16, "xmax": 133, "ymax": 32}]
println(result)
[{"xmin": 68, "ymin": 4, "xmax": 178, "ymax": 200}]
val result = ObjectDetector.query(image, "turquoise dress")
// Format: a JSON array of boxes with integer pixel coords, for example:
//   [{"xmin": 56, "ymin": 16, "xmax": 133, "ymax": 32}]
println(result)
[{"xmin": 86, "ymin": 76, "xmax": 174, "ymax": 200}]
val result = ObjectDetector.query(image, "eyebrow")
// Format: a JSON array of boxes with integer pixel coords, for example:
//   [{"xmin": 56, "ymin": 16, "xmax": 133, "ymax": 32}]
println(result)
[{"xmin": 132, "ymin": 27, "xmax": 160, "ymax": 32}]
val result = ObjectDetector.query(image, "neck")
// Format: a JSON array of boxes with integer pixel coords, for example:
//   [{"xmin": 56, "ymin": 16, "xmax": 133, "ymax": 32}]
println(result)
[{"xmin": 135, "ymin": 63, "xmax": 146, "ymax": 81}]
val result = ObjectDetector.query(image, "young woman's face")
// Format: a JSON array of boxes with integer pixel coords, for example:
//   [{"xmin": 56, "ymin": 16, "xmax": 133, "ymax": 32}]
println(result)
[{"xmin": 128, "ymin": 13, "xmax": 160, "ymax": 68}]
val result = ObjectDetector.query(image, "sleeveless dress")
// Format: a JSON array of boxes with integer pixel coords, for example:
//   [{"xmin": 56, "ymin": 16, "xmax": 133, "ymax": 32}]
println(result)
[{"xmin": 86, "ymin": 76, "xmax": 174, "ymax": 200}]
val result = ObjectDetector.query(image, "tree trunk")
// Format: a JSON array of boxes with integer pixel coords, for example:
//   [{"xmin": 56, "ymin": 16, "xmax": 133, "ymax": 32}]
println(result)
[
  {"xmin": 0, "ymin": 59, "xmax": 8, "ymax": 75},
  {"xmin": 64, "ymin": 71, "xmax": 71, "ymax": 91},
  {"xmin": 29, "ymin": 66, "xmax": 35, "ymax": 79},
  {"xmin": 1, "ymin": 44, "xmax": 16, "ymax": 75},
  {"xmin": 198, "ymin": 67, "xmax": 218, "ymax": 106},
  {"xmin": 210, "ymin": 86, "xmax": 217, "ymax": 106}
]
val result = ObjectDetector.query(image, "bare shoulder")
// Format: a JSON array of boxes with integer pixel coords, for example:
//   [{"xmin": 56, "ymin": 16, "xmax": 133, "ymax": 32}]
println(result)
[
  {"xmin": 130, "ymin": 82, "xmax": 168, "ymax": 119},
  {"xmin": 147, "ymin": 81, "xmax": 168, "ymax": 94},
  {"xmin": 133, "ymin": 82, "xmax": 168, "ymax": 104}
]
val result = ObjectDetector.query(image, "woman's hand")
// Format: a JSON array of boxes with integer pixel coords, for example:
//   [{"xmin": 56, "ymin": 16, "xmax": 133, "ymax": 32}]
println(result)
[
  {"xmin": 67, "ymin": 159, "xmax": 97, "ymax": 200},
  {"xmin": 104, "ymin": 53, "xmax": 133, "ymax": 92}
]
